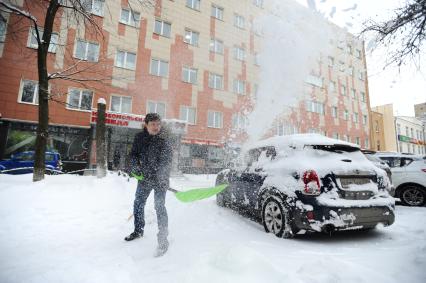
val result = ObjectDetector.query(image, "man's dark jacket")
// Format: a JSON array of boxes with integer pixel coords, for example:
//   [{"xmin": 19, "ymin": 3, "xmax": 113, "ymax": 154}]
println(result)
[{"xmin": 129, "ymin": 127, "xmax": 173, "ymax": 187}]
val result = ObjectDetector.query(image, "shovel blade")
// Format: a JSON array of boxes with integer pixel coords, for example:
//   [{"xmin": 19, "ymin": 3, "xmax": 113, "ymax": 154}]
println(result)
[{"xmin": 174, "ymin": 184, "xmax": 228, "ymax": 203}]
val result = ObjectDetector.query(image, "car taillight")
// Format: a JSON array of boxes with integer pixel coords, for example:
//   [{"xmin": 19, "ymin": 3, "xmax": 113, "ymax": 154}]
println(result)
[{"xmin": 302, "ymin": 170, "xmax": 321, "ymax": 196}]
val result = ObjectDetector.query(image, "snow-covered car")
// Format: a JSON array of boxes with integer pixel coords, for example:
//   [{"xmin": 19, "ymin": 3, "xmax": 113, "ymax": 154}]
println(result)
[
  {"xmin": 372, "ymin": 153, "xmax": 426, "ymax": 206},
  {"xmin": 215, "ymin": 134, "xmax": 395, "ymax": 238}
]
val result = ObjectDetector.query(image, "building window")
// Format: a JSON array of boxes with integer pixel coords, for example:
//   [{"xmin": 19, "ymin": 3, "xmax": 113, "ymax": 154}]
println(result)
[
  {"xmin": 254, "ymin": 52, "xmax": 260, "ymax": 65},
  {"xmin": 232, "ymin": 114, "xmax": 248, "ymax": 129},
  {"xmin": 210, "ymin": 38, "xmax": 224, "ymax": 54},
  {"xmin": 348, "ymin": 66, "xmax": 354, "ymax": 76},
  {"xmin": 306, "ymin": 101, "xmax": 325, "ymax": 115},
  {"xmin": 147, "ymin": 101, "xmax": 166, "ymax": 118},
  {"xmin": 343, "ymin": 110, "xmax": 349, "ymax": 120},
  {"xmin": 83, "ymin": 0, "xmax": 104, "ymax": 16},
  {"xmin": 339, "ymin": 61, "xmax": 345, "ymax": 72},
  {"xmin": 115, "ymin": 50, "xmax": 136, "ymax": 70},
  {"xmin": 346, "ymin": 44, "xmax": 352, "ymax": 54},
  {"xmin": 120, "ymin": 8, "xmax": 140, "ymax": 27},
  {"xmin": 340, "ymin": 84, "xmax": 346, "ymax": 96},
  {"xmin": 332, "ymin": 133, "xmax": 340, "ymax": 140},
  {"xmin": 184, "ymin": 29, "xmax": 199, "ymax": 46},
  {"xmin": 154, "ymin": 19, "xmax": 171, "ymax": 37},
  {"xmin": 234, "ymin": 46, "xmax": 245, "ymax": 61},
  {"xmin": 364, "ymin": 138, "xmax": 369, "ymax": 148},
  {"xmin": 363, "ymin": 114, "xmax": 367, "ymax": 125},
  {"xmin": 150, "ymin": 58, "xmax": 168, "ymax": 77},
  {"xmin": 208, "ymin": 73, "xmax": 223, "ymax": 89},
  {"xmin": 233, "ymin": 79, "xmax": 245, "ymax": 95},
  {"xmin": 355, "ymin": 137, "xmax": 360, "ymax": 145},
  {"xmin": 329, "ymin": 81, "xmax": 336, "ymax": 92},
  {"xmin": 355, "ymin": 49, "xmax": 362, "ymax": 59},
  {"xmin": 18, "ymin": 80, "xmax": 39, "ymax": 105},
  {"xmin": 331, "ymin": 106, "xmax": 338, "ymax": 118},
  {"xmin": 361, "ymin": 91, "xmax": 366, "ymax": 102},
  {"xmin": 253, "ymin": 83, "xmax": 259, "ymax": 100},
  {"xmin": 0, "ymin": 17, "xmax": 7, "ymax": 42},
  {"xmin": 353, "ymin": 112, "xmax": 359, "ymax": 123},
  {"xmin": 110, "ymin": 95, "xmax": 132, "ymax": 113},
  {"xmin": 358, "ymin": 70, "xmax": 365, "ymax": 81},
  {"xmin": 234, "ymin": 14, "xmax": 245, "ymax": 29},
  {"xmin": 186, "ymin": 0, "xmax": 201, "ymax": 10},
  {"xmin": 328, "ymin": 56, "xmax": 334, "ymax": 67},
  {"xmin": 28, "ymin": 27, "xmax": 58, "ymax": 53},
  {"xmin": 182, "ymin": 66, "xmax": 197, "ymax": 84},
  {"xmin": 208, "ymin": 110, "xmax": 223, "ymax": 128},
  {"xmin": 253, "ymin": 0, "xmax": 264, "ymax": 8},
  {"xmin": 211, "ymin": 5, "xmax": 224, "ymax": 20},
  {"xmin": 411, "ymin": 128, "xmax": 414, "ymax": 138},
  {"xmin": 74, "ymin": 39, "xmax": 99, "ymax": 62},
  {"xmin": 397, "ymin": 123, "xmax": 401, "ymax": 134},
  {"xmin": 405, "ymin": 126, "xmax": 409, "ymax": 136},
  {"xmin": 351, "ymin": 89, "xmax": 356, "ymax": 99},
  {"xmin": 180, "ymin": 106, "xmax": 196, "ymax": 124},
  {"xmin": 67, "ymin": 88, "xmax": 93, "ymax": 111}
]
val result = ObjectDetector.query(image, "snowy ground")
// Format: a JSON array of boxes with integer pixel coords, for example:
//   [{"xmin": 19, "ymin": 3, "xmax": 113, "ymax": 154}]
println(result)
[{"xmin": 0, "ymin": 173, "xmax": 425, "ymax": 283}]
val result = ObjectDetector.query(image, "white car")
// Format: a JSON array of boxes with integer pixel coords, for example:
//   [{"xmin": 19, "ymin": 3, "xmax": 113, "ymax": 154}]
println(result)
[{"xmin": 374, "ymin": 153, "xmax": 426, "ymax": 206}]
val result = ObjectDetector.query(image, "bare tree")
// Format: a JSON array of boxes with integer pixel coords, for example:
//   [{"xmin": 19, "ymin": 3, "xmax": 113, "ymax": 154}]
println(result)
[
  {"xmin": 362, "ymin": 0, "xmax": 426, "ymax": 67},
  {"xmin": 0, "ymin": 0, "xmax": 154, "ymax": 181}
]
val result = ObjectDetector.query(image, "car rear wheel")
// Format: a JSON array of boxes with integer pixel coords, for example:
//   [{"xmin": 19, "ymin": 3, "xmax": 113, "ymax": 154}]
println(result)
[
  {"xmin": 400, "ymin": 185, "xmax": 426, "ymax": 206},
  {"xmin": 262, "ymin": 197, "xmax": 294, "ymax": 238}
]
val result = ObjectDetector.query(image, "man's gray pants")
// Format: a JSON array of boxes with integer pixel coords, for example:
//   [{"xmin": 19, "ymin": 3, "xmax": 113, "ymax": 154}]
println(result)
[{"xmin": 133, "ymin": 180, "xmax": 168, "ymax": 247}]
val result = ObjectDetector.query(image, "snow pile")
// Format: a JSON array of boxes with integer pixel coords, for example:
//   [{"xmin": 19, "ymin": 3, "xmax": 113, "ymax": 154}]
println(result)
[{"xmin": 0, "ymin": 173, "xmax": 425, "ymax": 283}]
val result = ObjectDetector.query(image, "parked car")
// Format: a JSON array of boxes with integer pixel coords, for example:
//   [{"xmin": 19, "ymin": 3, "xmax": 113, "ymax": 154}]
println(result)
[
  {"xmin": 362, "ymin": 150, "xmax": 395, "ymax": 196},
  {"xmin": 372, "ymin": 152, "xmax": 426, "ymax": 206},
  {"xmin": 0, "ymin": 151, "xmax": 62, "ymax": 174},
  {"xmin": 215, "ymin": 134, "xmax": 395, "ymax": 238}
]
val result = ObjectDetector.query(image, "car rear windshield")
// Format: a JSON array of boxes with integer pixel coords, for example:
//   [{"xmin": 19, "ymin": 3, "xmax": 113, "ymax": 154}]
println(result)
[{"xmin": 308, "ymin": 144, "xmax": 360, "ymax": 153}]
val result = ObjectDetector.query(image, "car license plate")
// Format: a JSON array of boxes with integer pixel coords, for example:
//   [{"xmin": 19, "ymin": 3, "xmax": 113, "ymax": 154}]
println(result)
[{"xmin": 339, "ymin": 177, "xmax": 371, "ymax": 188}]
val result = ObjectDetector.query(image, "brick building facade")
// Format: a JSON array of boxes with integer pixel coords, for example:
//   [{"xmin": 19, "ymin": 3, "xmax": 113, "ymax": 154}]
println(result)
[{"xmin": 0, "ymin": 0, "xmax": 372, "ymax": 172}]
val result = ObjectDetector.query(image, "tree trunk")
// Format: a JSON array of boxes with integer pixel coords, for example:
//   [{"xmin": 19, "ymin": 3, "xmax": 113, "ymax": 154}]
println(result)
[
  {"xmin": 32, "ymin": 1, "xmax": 59, "ymax": 182},
  {"xmin": 96, "ymin": 102, "xmax": 107, "ymax": 178}
]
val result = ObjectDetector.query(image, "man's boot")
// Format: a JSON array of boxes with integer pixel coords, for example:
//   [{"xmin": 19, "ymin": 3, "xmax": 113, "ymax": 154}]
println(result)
[{"xmin": 124, "ymin": 231, "xmax": 143, "ymax": 241}]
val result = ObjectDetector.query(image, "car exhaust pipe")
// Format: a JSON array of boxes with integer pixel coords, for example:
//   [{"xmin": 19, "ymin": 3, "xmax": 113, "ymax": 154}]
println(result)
[{"xmin": 322, "ymin": 224, "xmax": 335, "ymax": 235}]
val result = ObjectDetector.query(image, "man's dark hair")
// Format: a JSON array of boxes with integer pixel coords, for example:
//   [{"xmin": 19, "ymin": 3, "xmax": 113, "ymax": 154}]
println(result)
[{"xmin": 144, "ymin": 113, "xmax": 161, "ymax": 123}]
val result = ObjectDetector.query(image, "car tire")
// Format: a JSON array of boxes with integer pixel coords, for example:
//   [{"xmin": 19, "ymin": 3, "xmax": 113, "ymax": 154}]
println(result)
[
  {"xmin": 262, "ymin": 196, "xmax": 294, "ymax": 238},
  {"xmin": 216, "ymin": 193, "xmax": 227, "ymax": 207},
  {"xmin": 400, "ymin": 185, "xmax": 426, "ymax": 207}
]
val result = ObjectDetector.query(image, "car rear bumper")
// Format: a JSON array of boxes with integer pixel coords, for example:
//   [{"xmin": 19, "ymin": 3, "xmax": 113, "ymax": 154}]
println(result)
[{"xmin": 294, "ymin": 204, "xmax": 395, "ymax": 232}]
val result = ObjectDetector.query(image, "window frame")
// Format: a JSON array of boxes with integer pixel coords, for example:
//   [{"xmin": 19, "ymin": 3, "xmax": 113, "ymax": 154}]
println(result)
[
  {"xmin": 208, "ymin": 73, "xmax": 223, "ymax": 89},
  {"xmin": 210, "ymin": 38, "xmax": 224, "ymax": 54},
  {"xmin": 74, "ymin": 39, "xmax": 100, "ymax": 62},
  {"xmin": 115, "ymin": 50, "xmax": 136, "ymax": 70},
  {"xmin": 110, "ymin": 95, "xmax": 132, "ymax": 114},
  {"xmin": 180, "ymin": 105, "xmax": 197, "ymax": 125},
  {"xmin": 18, "ymin": 79, "xmax": 39, "ymax": 105},
  {"xmin": 147, "ymin": 100, "xmax": 166, "ymax": 118},
  {"xmin": 27, "ymin": 27, "xmax": 59, "ymax": 53},
  {"xmin": 186, "ymin": 0, "xmax": 201, "ymax": 11},
  {"xmin": 150, "ymin": 58, "xmax": 169, "ymax": 77},
  {"xmin": 207, "ymin": 110, "xmax": 223, "ymax": 128},
  {"xmin": 119, "ymin": 8, "xmax": 141, "ymax": 27},
  {"xmin": 182, "ymin": 66, "xmax": 198, "ymax": 84},
  {"xmin": 211, "ymin": 4, "xmax": 224, "ymax": 20},
  {"xmin": 234, "ymin": 13, "xmax": 245, "ymax": 29},
  {"xmin": 154, "ymin": 19, "xmax": 172, "ymax": 38},
  {"xmin": 184, "ymin": 28, "xmax": 199, "ymax": 46},
  {"xmin": 66, "ymin": 88, "xmax": 94, "ymax": 112}
]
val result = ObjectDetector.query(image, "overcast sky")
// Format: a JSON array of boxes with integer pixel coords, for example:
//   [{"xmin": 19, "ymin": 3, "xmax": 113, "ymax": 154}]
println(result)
[{"xmin": 296, "ymin": 0, "xmax": 426, "ymax": 116}]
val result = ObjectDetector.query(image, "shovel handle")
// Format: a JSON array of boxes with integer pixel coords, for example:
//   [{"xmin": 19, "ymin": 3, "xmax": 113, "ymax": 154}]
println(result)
[{"xmin": 168, "ymin": 187, "xmax": 179, "ymax": 193}]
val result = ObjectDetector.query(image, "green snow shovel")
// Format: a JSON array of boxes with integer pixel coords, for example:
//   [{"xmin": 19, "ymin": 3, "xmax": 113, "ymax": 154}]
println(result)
[{"xmin": 130, "ymin": 172, "xmax": 228, "ymax": 203}]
